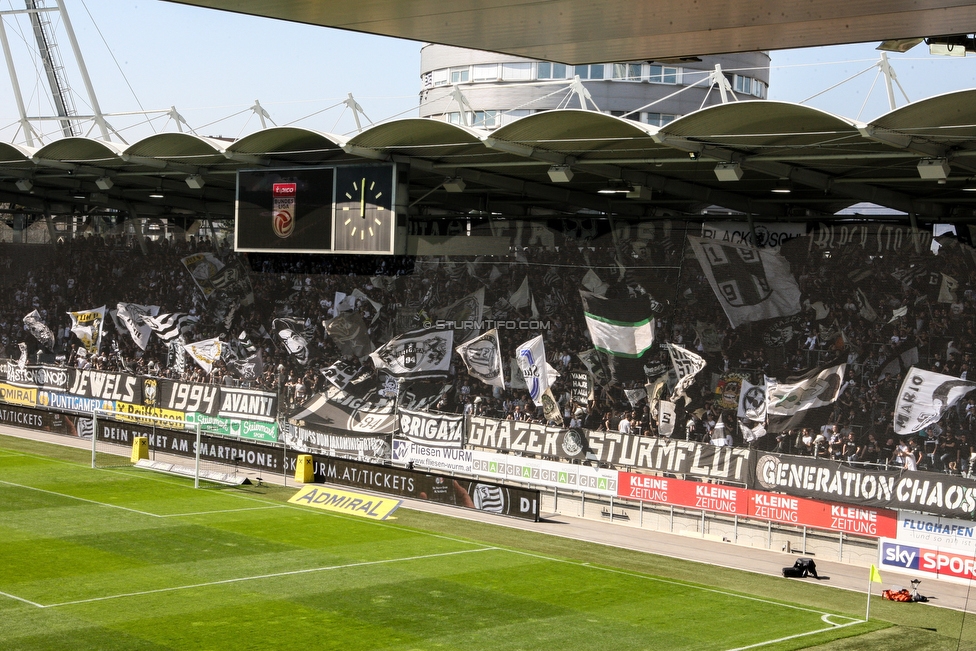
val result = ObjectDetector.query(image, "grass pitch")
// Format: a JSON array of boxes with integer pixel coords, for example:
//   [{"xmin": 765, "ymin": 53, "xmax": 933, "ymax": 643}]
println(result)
[{"xmin": 0, "ymin": 435, "xmax": 970, "ymax": 650}]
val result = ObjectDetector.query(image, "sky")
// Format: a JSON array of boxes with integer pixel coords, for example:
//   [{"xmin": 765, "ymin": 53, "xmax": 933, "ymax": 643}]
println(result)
[{"xmin": 0, "ymin": 0, "xmax": 974, "ymax": 145}]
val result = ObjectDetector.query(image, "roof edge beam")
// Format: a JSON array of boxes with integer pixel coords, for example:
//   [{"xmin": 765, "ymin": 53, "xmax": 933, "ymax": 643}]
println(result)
[{"xmin": 856, "ymin": 125, "xmax": 945, "ymax": 158}]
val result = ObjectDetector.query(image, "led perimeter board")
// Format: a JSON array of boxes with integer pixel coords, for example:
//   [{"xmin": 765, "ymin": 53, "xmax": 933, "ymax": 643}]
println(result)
[{"xmin": 235, "ymin": 164, "xmax": 399, "ymax": 254}]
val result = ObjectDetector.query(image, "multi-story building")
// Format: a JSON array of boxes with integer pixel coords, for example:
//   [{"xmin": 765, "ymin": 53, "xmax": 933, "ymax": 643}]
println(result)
[{"xmin": 419, "ymin": 45, "xmax": 770, "ymax": 129}]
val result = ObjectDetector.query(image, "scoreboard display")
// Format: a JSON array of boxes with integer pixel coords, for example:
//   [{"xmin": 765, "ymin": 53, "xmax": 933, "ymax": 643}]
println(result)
[{"xmin": 235, "ymin": 164, "xmax": 400, "ymax": 254}]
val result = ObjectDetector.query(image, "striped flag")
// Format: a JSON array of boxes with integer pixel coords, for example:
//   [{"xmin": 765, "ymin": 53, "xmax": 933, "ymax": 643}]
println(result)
[
  {"xmin": 145, "ymin": 312, "xmax": 199, "ymax": 342},
  {"xmin": 580, "ymin": 290, "xmax": 655, "ymax": 384}
]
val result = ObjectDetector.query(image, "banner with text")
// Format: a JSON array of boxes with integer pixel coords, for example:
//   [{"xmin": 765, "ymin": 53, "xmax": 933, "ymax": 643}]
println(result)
[
  {"xmin": 397, "ymin": 408, "xmax": 464, "ymax": 448},
  {"xmin": 753, "ymin": 452, "xmax": 976, "ymax": 519},
  {"xmin": 618, "ymin": 471, "xmax": 896, "ymax": 537}
]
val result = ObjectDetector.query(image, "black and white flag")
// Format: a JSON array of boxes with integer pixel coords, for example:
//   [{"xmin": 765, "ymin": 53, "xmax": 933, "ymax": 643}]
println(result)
[
  {"xmin": 667, "ymin": 343, "xmax": 706, "ymax": 399},
  {"xmin": 433, "ymin": 288, "xmax": 484, "ymax": 344},
  {"xmin": 23, "ymin": 310, "xmax": 55, "ymax": 350},
  {"xmin": 577, "ymin": 349, "xmax": 612, "ymax": 388},
  {"xmin": 625, "ymin": 388, "xmax": 647, "ymax": 408},
  {"xmin": 455, "ymin": 328, "xmax": 504, "ymax": 390},
  {"xmin": 145, "ymin": 312, "xmax": 199, "ymax": 342},
  {"xmin": 167, "ymin": 340, "xmax": 185, "ymax": 374},
  {"xmin": 737, "ymin": 378, "xmax": 767, "ymax": 420},
  {"xmin": 226, "ymin": 350, "xmax": 264, "ymax": 381},
  {"xmin": 893, "ymin": 367, "xmax": 976, "ymax": 435},
  {"xmin": 766, "ymin": 363, "xmax": 846, "ymax": 417},
  {"xmin": 688, "ymin": 236, "xmax": 801, "ymax": 328},
  {"xmin": 273, "ymin": 317, "xmax": 315, "ymax": 365},
  {"xmin": 657, "ymin": 400, "xmax": 676, "ymax": 437},
  {"xmin": 116, "ymin": 303, "xmax": 160, "ymax": 351},
  {"xmin": 370, "ymin": 329, "xmax": 453, "ymax": 380},
  {"xmin": 324, "ymin": 312, "xmax": 373, "ymax": 360}
]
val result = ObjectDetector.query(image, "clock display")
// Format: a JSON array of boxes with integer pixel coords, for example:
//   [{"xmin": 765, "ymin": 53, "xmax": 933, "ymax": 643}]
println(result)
[{"xmin": 333, "ymin": 165, "xmax": 395, "ymax": 253}]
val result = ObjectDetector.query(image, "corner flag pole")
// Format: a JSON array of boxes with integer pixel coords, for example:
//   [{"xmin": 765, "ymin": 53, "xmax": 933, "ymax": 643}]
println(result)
[{"xmin": 866, "ymin": 564, "xmax": 882, "ymax": 620}]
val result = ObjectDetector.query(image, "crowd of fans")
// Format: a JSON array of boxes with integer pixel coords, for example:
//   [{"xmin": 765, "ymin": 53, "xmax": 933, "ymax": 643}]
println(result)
[{"xmin": 1, "ymin": 220, "xmax": 975, "ymax": 473}]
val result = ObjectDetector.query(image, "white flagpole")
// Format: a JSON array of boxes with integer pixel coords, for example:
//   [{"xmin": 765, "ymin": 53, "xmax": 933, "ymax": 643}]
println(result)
[{"xmin": 865, "ymin": 570, "xmax": 873, "ymax": 621}]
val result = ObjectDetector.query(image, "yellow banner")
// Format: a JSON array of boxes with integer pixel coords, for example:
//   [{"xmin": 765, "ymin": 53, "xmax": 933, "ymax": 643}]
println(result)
[
  {"xmin": 0, "ymin": 383, "xmax": 37, "ymax": 407},
  {"xmin": 112, "ymin": 401, "xmax": 186, "ymax": 427},
  {"xmin": 288, "ymin": 485, "xmax": 401, "ymax": 520}
]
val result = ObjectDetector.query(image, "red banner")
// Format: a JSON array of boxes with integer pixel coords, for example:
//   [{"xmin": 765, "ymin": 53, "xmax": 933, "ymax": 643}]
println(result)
[{"xmin": 618, "ymin": 471, "xmax": 896, "ymax": 538}]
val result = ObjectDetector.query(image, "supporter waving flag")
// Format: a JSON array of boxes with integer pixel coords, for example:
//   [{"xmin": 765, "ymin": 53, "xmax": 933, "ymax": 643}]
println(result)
[
  {"xmin": 893, "ymin": 367, "xmax": 976, "ymax": 435},
  {"xmin": 666, "ymin": 343, "xmax": 706, "ymax": 400},
  {"xmin": 516, "ymin": 335, "xmax": 558, "ymax": 407},
  {"xmin": 273, "ymin": 317, "xmax": 315, "ymax": 365},
  {"xmin": 455, "ymin": 328, "xmax": 504, "ymax": 390},
  {"xmin": 580, "ymin": 290, "xmax": 655, "ymax": 384},
  {"xmin": 324, "ymin": 312, "xmax": 372, "ymax": 360},
  {"xmin": 765, "ymin": 363, "xmax": 846, "ymax": 433},
  {"xmin": 370, "ymin": 328, "xmax": 453, "ymax": 380},
  {"xmin": 115, "ymin": 302, "xmax": 160, "ymax": 350},
  {"xmin": 184, "ymin": 337, "xmax": 222, "ymax": 374},
  {"xmin": 67, "ymin": 306, "xmax": 105, "ymax": 354},
  {"xmin": 145, "ymin": 311, "xmax": 199, "ymax": 342},
  {"xmin": 23, "ymin": 309, "xmax": 55, "ymax": 351},
  {"xmin": 433, "ymin": 287, "xmax": 484, "ymax": 344},
  {"xmin": 688, "ymin": 235, "xmax": 801, "ymax": 328}
]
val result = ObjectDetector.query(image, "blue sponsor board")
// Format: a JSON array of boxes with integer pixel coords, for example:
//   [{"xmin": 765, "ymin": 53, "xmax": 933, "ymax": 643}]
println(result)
[
  {"xmin": 880, "ymin": 540, "xmax": 921, "ymax": 571},
  {"xmin": 38, "ymin": 390, "xmax": 113, "ymax": 414},
  {"xmin": 392, "ymin": 438, "xmax": 409, "ymax": 460}
]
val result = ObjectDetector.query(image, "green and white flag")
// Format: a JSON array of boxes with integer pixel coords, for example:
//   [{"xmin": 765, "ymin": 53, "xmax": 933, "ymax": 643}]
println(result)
[{"xmin": 580, "ymin": 291, "xmax": 655, "ymax": 359}]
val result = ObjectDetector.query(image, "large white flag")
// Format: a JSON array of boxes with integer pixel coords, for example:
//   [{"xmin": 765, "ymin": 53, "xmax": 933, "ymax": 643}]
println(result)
[
  {"xmin": 766, "ymin": 363, "xmax": 846, "ymax": 417},
  {"xmin": 370, "ymin": 329, "xmax": 453, "ymax": 380},
  {"xmin": 116, "ymin": 303, "xmax": 160, "ymax": 350},
  {"xmin": 184, "ymin": 337, "xmax": 223, "ymax": 374},
  {"xmin": 688, "ymin": 236, "xmax": 801, "ymax": 328},
  {"xmin": 737, "ymin": 378, "xmax": 767, "ymax": 420},
  {"xmin": 67, "ymin": 306, "xmax": 106, "ymax": 354},
  {"xmin": 893, "ymin": 367, "xmax": 976, "ymax": 435},
  {"xmin": 455, "ymin": 328, "xmax": 505, "ymax": 389},
  {"xmin": 667, "ymin": 343, "xmax": 706, "ymax": 399},
  {"xmin": 657, "ymin": 400, "xmax": 676, "ymax": 437},
  {"xmin": 516, "ymin": 335, "xmax": 558, "ymax": 407}
]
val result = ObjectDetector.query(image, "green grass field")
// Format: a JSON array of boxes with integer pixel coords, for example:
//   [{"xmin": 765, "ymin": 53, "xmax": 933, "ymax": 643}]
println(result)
[{"xmin": 1, "ymin": 435, "xmax": 974, "ymax": 651}]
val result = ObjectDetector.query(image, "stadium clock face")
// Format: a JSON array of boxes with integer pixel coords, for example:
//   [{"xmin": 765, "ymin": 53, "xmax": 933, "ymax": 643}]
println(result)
[{"xmin": 334, "ymin": 166, "xmax": 394, "ymax": 253}]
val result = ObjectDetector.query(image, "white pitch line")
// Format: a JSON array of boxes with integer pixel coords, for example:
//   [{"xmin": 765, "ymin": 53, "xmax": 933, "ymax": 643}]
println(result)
[
  {"xmin": 502, "ymin": 547, "xmax": 850, "ymax": 618},
  {"xmin": 0, "ymin": 589, "xmax": 45, "ymax": 608},
  {"xmin": 505, "ymin": 547, "xmax": 867, "ymax": 650},
  {"xmin": 723, "ymin": 616, "xmax": 863, "ymax": 651},
  {"xmin": 0, "ymin": 479, "xmax": 162, "ymax": 518},
  {"xmin": 158, "ymin": 505, "xmax": 287, "ymax": 518},
  {"xmin": 0, "ymin": 447, "xmax": 494, "ymax": 551},
  {"xmin": 41, "ymin": 547, "xmax": 497, "ymax": 608}
]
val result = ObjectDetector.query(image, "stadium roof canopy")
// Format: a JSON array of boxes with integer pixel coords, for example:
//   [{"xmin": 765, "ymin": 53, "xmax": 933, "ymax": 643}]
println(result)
[
  {"xmin": 3, "ymin": 93, "xmax": 976, "ymax": 224},
  {"xmin": 162, "ymin": 0, "xmax": 976, "ymax": 65}
]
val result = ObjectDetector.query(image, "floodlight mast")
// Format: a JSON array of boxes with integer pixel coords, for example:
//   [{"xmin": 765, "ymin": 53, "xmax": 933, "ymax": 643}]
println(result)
[
  {"xmin": 0, "ymin": 0, "xmax": 111, "ymax": 143},
  {"xmin": 27, "ymin": 0, "xmax": 77, "ymax": 138}
]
